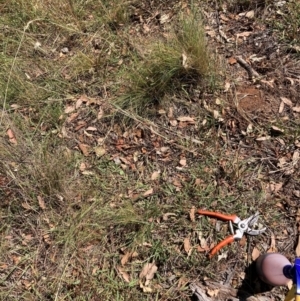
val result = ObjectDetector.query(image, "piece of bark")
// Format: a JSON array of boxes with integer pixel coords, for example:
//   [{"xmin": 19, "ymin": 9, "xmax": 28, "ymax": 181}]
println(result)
[
  {"xmin": 206, "ymin": 281, "xmax": 261, "ymax": 301},
  {"xmin": 205, "ymin": 281, "xmax": 239, "ymax": 299},
  {"xmin": 191, "ymin": 281, "xmax": 261, "ymax": 301},
  {"xmin": 190, "ymin": 283, "xmax": 212, "ymax": 301}
]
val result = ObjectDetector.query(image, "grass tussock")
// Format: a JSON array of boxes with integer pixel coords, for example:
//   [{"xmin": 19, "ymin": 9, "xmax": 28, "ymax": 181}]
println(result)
[
  {"xmin": 0, "ymin": 122, "xmax": 75, "ymax": 206},
  {"xmin": 116, "ymin": 9, "xmax": 216, "ymax": 115}
]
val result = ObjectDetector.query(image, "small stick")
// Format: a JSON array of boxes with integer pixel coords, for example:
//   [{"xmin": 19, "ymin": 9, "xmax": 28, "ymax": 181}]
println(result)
[
  {"xmin": 236, "ymin": 56, "xmax": 260, "ymax": 80},
  {"xmin": 224, "ymin": 260, "xmax": 238, "ymax": 286}
]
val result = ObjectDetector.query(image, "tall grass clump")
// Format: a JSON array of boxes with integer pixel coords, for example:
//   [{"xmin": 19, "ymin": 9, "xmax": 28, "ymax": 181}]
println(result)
[{"xmin": 115, "ymin": 9, "xmax": 215, "ymax": 115}]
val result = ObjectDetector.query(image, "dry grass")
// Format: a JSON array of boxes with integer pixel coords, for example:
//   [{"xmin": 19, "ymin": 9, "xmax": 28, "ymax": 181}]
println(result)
[
  {"xmin": 0, "ymin": 0, "xmax": 299, "ymax": 300},
  {"xmin": 116, "ymin": 9, "xmax": 216, "ymax": 115}
]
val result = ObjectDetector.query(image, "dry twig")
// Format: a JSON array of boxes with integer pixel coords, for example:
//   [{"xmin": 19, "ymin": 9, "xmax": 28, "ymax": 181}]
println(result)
[{"xmin": 236, "ymin": 56, "xmax": 260, "ymax": 80}]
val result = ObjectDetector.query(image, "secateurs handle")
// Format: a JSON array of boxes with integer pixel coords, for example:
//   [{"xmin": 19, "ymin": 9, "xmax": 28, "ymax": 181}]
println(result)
[
  {"xmin": 208, "ymin": 235, "xmax": 235, "ymax": 258},
  {"xmin": 197, "ymin": 210, "xmax": 240, "ymax": 223}
]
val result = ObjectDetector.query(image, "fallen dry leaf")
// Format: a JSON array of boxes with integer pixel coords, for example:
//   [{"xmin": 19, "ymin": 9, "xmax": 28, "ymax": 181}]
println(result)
[
  {"xmin": 261, "ymin": 79, "xmax": 274, "ymax": 88},
  {"xmin": 219, "ymin": 13, "xmax": 229, "ymax": 22},
  {"xmin": 207, "ymin": 287, "xmax": 219, "ymax": 297},
  {"xmin": 92, "ymin": 266, "xmax": 99, "ymax": 276},
  {"xmin": 79, "ymin": 162, "xmax": 87, "ymax": 171},
  {"xmin": 190, "ymin": 206, "xmax": 196, "ymax": 222},
  {"xmin": 43, "ymin": 233, "xmax": 51, "ymax": 245},
  {"xmin": 293, "ymin": 106, "xmax": 300, "ymax": 113},
  {"xmin": 245, "ymin": 10, "xmax": 255, "ymax": 18},
  {"xmin": 256, "ymin": 136, "xmax": 270, "ymax": 141},
  {"xmin": 236, "ymin": 31, "xmax": 252, "ymax": 39},
  {"xmin": 77, "ymin": 94, "xmax": 89, "ymax": 103},
  {"xmin": 141, "ymin": 242, "xmax": 153, "ymax": 247},
  {"xmin": 183, "ymin": 237, "xmax": 192, "ymax": 254},
  {"xmin": 67, "ymin": 112, "xmax": 78, "ymax": 123},
  {"xmin": 94, "ymin": 146, "xmax": 106, "ymax": 158},
  {"xmin": 121, "ymin": 250, "xmax": 138, "ymax": 266},
  {"xmin": 293, "ymin": 150, "xmax": 300, "ymax": 164},
  {"xmin": 143, "ymin": 23, "xmax": 150, "ymax": 33},
  {"xmin": 75, "ymin": 98, "xmax": 83, "ymax": 109},
  {"xmin": 271, "ymin": 126, "xmax": 284, "ymax": 133},
  {"xmin": 194, "ymin": 178, "xmax": 202, "ymax": 186},
  {"xmin": 84, "ymin": 130, "xmax": 93, "ymax": 137},
  {"xmin": 0, "ymin": 264, "xmax": 8, "ymax": 270},
  {"xmin": 21, "ymin": 202, "xmax": 32, "ymax": 210},
  {"xmin": 60, "ymin": 126, "xmax": 69, "ymax": 138},
  {"xmin": 198, "ymin": 231, "xmax": 210, "ymax": 252},
  {"xmin": 278, "ymin": 101, "xmax": 285, "ymax": 113},
  {"xmin": 121, "ymin": 252, "xmax": 131, "ymax": 266},
  {"xmin": 22, "ymin": 279, "xmax": 32, "ymax": 290},
  {"xmin": 177, "ymin": 116, "xmax": 195, "ymax": 123},
  {"xmin": 139, "ymin": 262, "xmax": 158, "ymax": 288},
  {"xmin": 197, "ymin": 246, "xmax": 210, "ymax": 252},
  {"xmin": 213, "ymin": 110, "xmax": 219, "ymax": 119},
  {"xmin": 246, "ymin": 123, "xmax": 253, "ymax": 134},
  {"xmin": 169, "ymin": 119, "xmax": 178, "ymax": 127},
  {"xmin": 158, "ymin": 109, "xmax": 166, "ymax": 115},
  {"xmin": 143, "ymin": 188, "xmax": 154, "ymax": 197},
  {"xmin": 294, "ymin": 190, "xmax": 300, "ymax": 198},
  {"xmin": 6, "ymin": 128, "xmax": 17, "ymax": 144},
  {"xmin": 37, "ymin": 195, "xmax": 46, "ymax": 210},
  {"xmin": 168, "ymin": 107, "xmax": 174, "ymax": 118},
  {"xmin": 139, "ymin": 284, "xmax": 153, "ymax": 293},
  {"xmin": 159, "ymin": 13, "xmax": 169, "ymax": 24},
  {"xmin": 11, "ymin": 254, "xmax": 21, "ymax": 265},
  {"xmin": 268, "ymin": 182, "xmax": 283, "ymax": 194},
  {"xmin": 117, "ymin": 266, "xmax": 130, "ymax": 283},
  {"xmin": 224, "ymin": 81, "xmax": 230, "ymax": 92},
  {"xmin": 97, "ymin": 107, "xmax": 104, "ymax": 119},
  {"xmin": 215, "ymin": 98, "xmax": 222, "ymax": 105},
  {"xmin": 280, "ymin": 97, "xmax": 293, "ymax": 107},
  {"xmin": 179, "ymin": 158, "xmax": 187, "ymax": 166},
  {"xmin": 78, "ymin": 143, "xmax": 90, "ymax": 156},
  {"xmin": 206, "ymin": 30, "xmax": 216, "ymax": 37},
  {"xmin": 277, "ymin": 156, "xmax": 287, "ymax": 168},
  {"xmin": 252, "ymin": 247, "xmax": 261, "ymax": 261},
  {"xmin": 228, "ymin": 57, "xmax": 237, "ymax": 65},
  {"xmin": 64, "ymin": 105, "xmax": 75, "ymax": 114},
  {"xmin": 119, "ymin": 157, "xmax": 130, "ymax": 165},
  {"xmin": 267, "ymin": 232, "xmax": 277, "ymax": 253},
  {"xmin": 86, "ymin": 126, "xmax": 97, "ymax": 131},
  {"xmin": 151, "ymin": 171, "xmax": 160, "ymax": 180}
]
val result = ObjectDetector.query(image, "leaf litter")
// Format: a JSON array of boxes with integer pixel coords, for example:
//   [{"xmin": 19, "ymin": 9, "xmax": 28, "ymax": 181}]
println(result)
[{"xmin": 139, "ymin": 262, "xmax": 158, "ymax": 293}]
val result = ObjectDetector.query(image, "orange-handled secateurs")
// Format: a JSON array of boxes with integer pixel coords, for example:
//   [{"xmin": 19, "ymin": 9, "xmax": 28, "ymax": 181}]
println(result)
[{"xmin": 197, "ymin": 209, "xmax": 266, "ymax": 258}]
